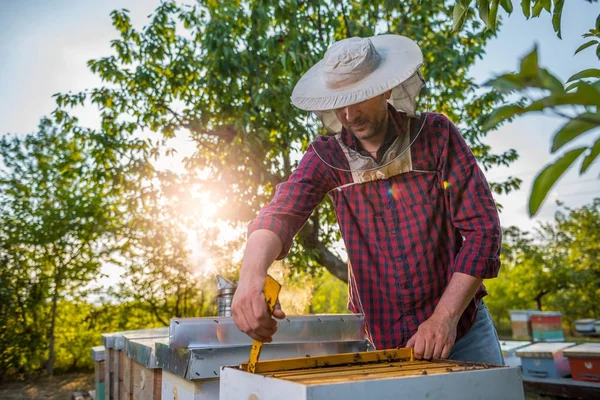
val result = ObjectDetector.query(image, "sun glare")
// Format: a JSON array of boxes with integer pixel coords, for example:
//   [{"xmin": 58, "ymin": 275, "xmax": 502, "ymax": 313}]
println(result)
[{"xmin": 180, "ymin": 187, "xmax": 247, "ymax": 276}]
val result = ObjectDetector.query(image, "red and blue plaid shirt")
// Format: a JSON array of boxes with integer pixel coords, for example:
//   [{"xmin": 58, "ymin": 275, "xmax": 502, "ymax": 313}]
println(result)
[{"xmin": 248, "ymin": 108, "xmax": 501, "ymax": 349}]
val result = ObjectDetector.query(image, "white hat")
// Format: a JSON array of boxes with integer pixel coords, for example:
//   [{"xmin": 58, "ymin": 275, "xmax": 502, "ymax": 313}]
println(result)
[{"xmin": 291, "ymin": 35, "xmax": 424, "ymax": 133}]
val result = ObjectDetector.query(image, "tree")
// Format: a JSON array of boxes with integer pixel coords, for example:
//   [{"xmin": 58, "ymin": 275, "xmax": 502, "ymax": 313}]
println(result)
[
  {"xmin": 113, "ymin": 171, "xmax": 219, "ymax": 323},
  {"xmin": 452, "ymin": 0, "xmax": 600, "ymax": 215},
  {"xmin": 485, "ymin": 199, "xmax": 600, "ymax": 335},
  {"xmin": 53, "ymin": 0, "xmax": 519, "ymax": 283},
  {"xmin": 0, "ymin": 117, "xmax": 144, "ymax": 376}
]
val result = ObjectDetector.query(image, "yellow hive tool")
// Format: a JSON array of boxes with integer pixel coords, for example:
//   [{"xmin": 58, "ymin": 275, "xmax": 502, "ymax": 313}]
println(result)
[{"xmin": 246, "ymin": 275, "xmax": 281, "ymax": 373}]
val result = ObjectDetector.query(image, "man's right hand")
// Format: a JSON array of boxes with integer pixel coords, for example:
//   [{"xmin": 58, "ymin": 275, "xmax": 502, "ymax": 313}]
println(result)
[{"xmin": 231, "ymin": 274, "xmax": 286, "ymax": 343}]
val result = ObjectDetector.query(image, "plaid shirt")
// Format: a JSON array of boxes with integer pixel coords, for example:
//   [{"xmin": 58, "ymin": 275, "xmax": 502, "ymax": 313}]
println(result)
[{"xmin": 248, "ymin": 109, "xmax": 501, "ymax": 349}]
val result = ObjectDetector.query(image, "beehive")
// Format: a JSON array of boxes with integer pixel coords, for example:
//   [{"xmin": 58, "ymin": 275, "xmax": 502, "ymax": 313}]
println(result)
[
  {"xmin": 516, "ymin": 342, "xmax": 576, "ymax": 379},
  {"xmin": 220, "ymin": 348, "xmax": 525, "ymax": 400},
  {"xmin": 564, "ymin": 343, "xmax": 600, "ymax": 383},
  {"xmin": 499, "ymin": 340, "xmax": 531, "ymax": 367},
  {"xmin": 509, "ymin": 310, "xmax": 536, "ymax": 339},
  {"xmin": 574, "ymin": 319, "xmax": 596, "ymax": 335},
  {"xmin": 91, "ymin": 346, "xmax": 105, "ymax": 400},
  {"xmin": 530, "ymin": 311, "xmax": 564, "ymax": 342},
  {"xmin": 101, "ymin": 328, "xmax": 169, "ymax": 400}
]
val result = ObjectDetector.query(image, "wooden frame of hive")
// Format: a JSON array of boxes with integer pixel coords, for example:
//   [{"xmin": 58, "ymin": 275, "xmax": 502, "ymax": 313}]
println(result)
[{"xmin": 220, "ymin": 348, "xmax": 525, "ymax": 400}]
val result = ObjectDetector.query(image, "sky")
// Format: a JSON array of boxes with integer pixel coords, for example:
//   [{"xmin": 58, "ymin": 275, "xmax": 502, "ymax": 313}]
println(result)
[{"xmin": 1, "ymin": 1, "xmax": 599, "ymax": 237}]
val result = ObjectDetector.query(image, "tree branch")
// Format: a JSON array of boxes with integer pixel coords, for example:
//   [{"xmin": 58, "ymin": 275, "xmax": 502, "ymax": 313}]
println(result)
[
  {"xmin": 337, "ymin": 0, "xmax": 351, "ymax": 38},
  {"xmin": 550, "ymin": 109, "xmax": 600, "ymax": 125},
  {"xmin": 300, "ymin": 217, "xmax": 348, "ymax": 283},
  {"xmin": 146, "ymin": 298, "xmax": 169, "ymax": 326}
]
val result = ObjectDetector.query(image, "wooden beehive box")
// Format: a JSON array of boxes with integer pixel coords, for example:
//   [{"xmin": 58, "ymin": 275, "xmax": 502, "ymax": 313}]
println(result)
[
  {"xmin": 91, "ymin": 346, "xmax": 106, "ymax": 400},
  {"xmin": 530, "ymin": 311, "xmax": 564, "ymax": 342},
  {"xmin": 101, "ymin": 328, "xmax": 168, "ymax": 400},
  {"xmin": 564, "ymin": 343, "xmax": 600, "ymax": 382},
  {"xmin": 499, "ymin": 340, "xmax": 531, "ymax": 367},
  {"xmin": 516, "ymin": 342, "xmax": 576, "ymax": 379},
  {"xmin": 220, "ymin": 349, "xmax": 525, "ymax": 400}
]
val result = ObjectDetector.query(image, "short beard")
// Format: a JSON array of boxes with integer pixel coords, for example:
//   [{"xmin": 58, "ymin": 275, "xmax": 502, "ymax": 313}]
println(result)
[{"xmin": 349, "ymin": 112, "xmax": 388, "ymax": 140}]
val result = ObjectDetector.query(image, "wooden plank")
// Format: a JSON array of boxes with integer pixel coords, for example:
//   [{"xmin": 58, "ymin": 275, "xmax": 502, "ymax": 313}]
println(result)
[
  {"xmin": 133, "ymin": 360, "xmax": 158, "ymax": 400},
  {"xmin": 112, "ymin": 350, "xmax": 120, "ymax": 400},
  {"xmin": 292, "ymin": 365, "xmax": 475, "ymax": 385},
  {"xmin": 271, "ymin": 361, "xmax": 460, "ymax": 381},
  {"xmin": 523, "ymin": 376, "xmax": 600, "ymax": 399},
  {"xmin": 160, "ymin": 371, "xmax": 219, "ymax": 400},
  {"xmin": 118, "ymin": 350, "xmax": 125, "ymax": 400},
  {"xmin": 95, "ymin": 360, "xmax": 105, "ymax": 383},
  {"xmin": 270, "ymin": 360, "xmax": 434, "ymax": 378},
  {"xmin": 240, "ymin": 348, "xmax": 414, "ymax": 374},
  {"xmin": 106, "ymin": 348, "xmax": 113, "ymax": 400},
  {"xmin": 123, "ymin": 355, "xmax": 133, "ymax": 400},
  {"xmin": 153, "ymin": 369, "xmax": 162, "ymax": 400}
]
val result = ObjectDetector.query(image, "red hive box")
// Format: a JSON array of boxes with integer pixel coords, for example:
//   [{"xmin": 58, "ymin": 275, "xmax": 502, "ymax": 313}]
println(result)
[{"xmin": 563, "ymin": 343, "xmax": 600, "ymax": 382}]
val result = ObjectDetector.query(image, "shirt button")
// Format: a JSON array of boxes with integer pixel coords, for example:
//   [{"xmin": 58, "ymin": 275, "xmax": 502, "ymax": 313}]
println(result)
[
  {"xmin": 395, "ymin": 256, "xmax": 403, "ymax": 262},
  {"xmin": 391, "ymin": 229, "xmax": 397, "ymax": 234},
  {"xmin": 406, "ymin": 310, "xmax": 415, "ymax": 316}
]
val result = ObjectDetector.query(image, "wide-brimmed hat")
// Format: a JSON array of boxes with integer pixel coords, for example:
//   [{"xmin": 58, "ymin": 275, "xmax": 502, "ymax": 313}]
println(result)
[{"xmin": 291, "ymin": 35, "xmax": 424, "ymax": 133}]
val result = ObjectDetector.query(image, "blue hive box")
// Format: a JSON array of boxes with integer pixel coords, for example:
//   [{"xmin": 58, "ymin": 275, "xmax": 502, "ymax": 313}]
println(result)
[{"xmin": 516, "ymin": 342, "xmax": 576, "ymax": 379}]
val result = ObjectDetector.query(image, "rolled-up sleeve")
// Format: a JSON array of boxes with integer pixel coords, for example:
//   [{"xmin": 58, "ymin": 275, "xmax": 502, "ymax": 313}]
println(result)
[
  {"xmin": 437, "ymin": 115, "xmax": 501, "ymax": 279},
  {"xmin": 248, "ymin": 144, "xmax": 332, "ymax": 259}
]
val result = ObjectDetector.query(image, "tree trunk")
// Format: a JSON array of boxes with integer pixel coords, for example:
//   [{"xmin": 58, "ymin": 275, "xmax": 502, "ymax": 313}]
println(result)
[
  {"xmin": 300, "ymin": 219, "xmax": 348, "ymax": 283},
  {"xmin": 47, "ymin": 279, "xmax": 60, "ymax": 376},
  {"xmin": 315, "ymin": 241, "xmax": 348, "ymax": 283},
  {"xmin": 534, "ymin": 291, "xmax": 547, "ymax": 311},
  {"xmin": 299, "ymin": 209, "xmax": 348, "ymax": 283}
]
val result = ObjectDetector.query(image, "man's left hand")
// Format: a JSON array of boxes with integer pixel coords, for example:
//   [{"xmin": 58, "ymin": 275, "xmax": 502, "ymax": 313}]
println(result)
[{"xmin": 406, "ymin": 312, "xmax": 458, "ymax": 360}]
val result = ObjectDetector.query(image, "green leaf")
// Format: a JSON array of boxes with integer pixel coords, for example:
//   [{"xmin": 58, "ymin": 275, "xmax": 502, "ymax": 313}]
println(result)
[
  {"xmin": 489, "ymin": 0, "xmax": 500, "ymax": 31},
  {"xmin": 575, "ymin": 40, "xmax": 598, "ymax": 55},
  {"xmin": 478, "ymin": 0, "xmax": 490, "ymax": 27},
  {"xmin": 453, "ymin": 1, "xmax": 473, "ymax": 32},
  {"xmin": 551, "ymin": 112, "xmax": 600, "ymax": 152},
  {"xmin": 552, "ymin": 0, "xmax": 564, "ymax": 39},
  {"xmin": 520, "ymin": 46, "xmax": 539, "ymax": 77},
  {"xmin": 532, "ymin": 0, "xmax": 543, "ymax": 17},
  {"xmin": 501, "ymin": 0, "xmax": 513, "ymax": 13},
  {"xmin": 541, "ymin": 0, "xmax": 551, "ymax": 12},
  {"xmin": 567, "ymin": 68, "xmax": 600, "ymax": 83},
  {"xmin": 483, "ymin": 104, "xmax": 524, "ymax": 130},
  {"xmin": 539, "ymin": 68, "xmax": 565, "ymax": 93},
  {"xmin": 521, "ymin": 0, "xmax": 531, "ymax": 18},
  {"xmin": 526, "ymin": 86, "xmax": 600, "ymax": 112},
  {"xmin": 529, "ymin": 147, "xmax": 587, "ymax": 216},
  {"xmin": 565, "ymin": 81, "xmax": 583, "ymax": 92},
  {"xmin": 581, "ymin": 137, "xmax": 600, "ymax": 173},
  {"xmin": 484, "ymin": 73, "xmax": 528, "ymax": 92}
]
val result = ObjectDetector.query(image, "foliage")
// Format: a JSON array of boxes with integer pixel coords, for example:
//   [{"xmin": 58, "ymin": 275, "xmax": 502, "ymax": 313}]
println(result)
[
  {"xmin": 52, "ymin": 0, "xmax": 519, "ymax": 282},
  {"xmin": 452, "ymin": 0, "xmax": 600, "ymax": 215},
  {"xmin": 111, "ymin": 171, "xmax": 219, "ymax": 324},
  {"xmin": 485, "ymin": 199, "xmax": 600, "ymax": 336},
  {"xmin": 0, "ymin": 117, "xmax": 133, "ymax": 376},
  {"xmin": 308, "ymin": 270, "xmax": 351, "ymax": 314}
]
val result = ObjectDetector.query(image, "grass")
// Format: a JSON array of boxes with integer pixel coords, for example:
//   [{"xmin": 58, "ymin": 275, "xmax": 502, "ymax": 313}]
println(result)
[{"xmin": 0, "ymin": 373, "xmax": 94, "ymax": 400}]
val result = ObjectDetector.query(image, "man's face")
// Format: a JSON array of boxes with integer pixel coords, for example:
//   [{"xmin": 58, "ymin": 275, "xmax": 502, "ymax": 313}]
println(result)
[{"xmin": 333, "ymin": 91, "xmax": 391, "ymax": 140}]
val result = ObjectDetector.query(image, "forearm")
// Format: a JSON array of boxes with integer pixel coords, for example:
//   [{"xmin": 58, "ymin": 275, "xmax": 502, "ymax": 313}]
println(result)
[
  {"xmin": 433, "ymin": 272, "xmax": 482, "ymax": 323},
  {"xmin": 239, "ymin": 229, "xmax": 283, "ymax": 281}
]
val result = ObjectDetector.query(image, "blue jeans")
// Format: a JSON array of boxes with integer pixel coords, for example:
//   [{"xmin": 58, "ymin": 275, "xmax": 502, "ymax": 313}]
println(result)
[{"xmin": 449, "ymin": 300, "xmax": 505, "ymax": 365}]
